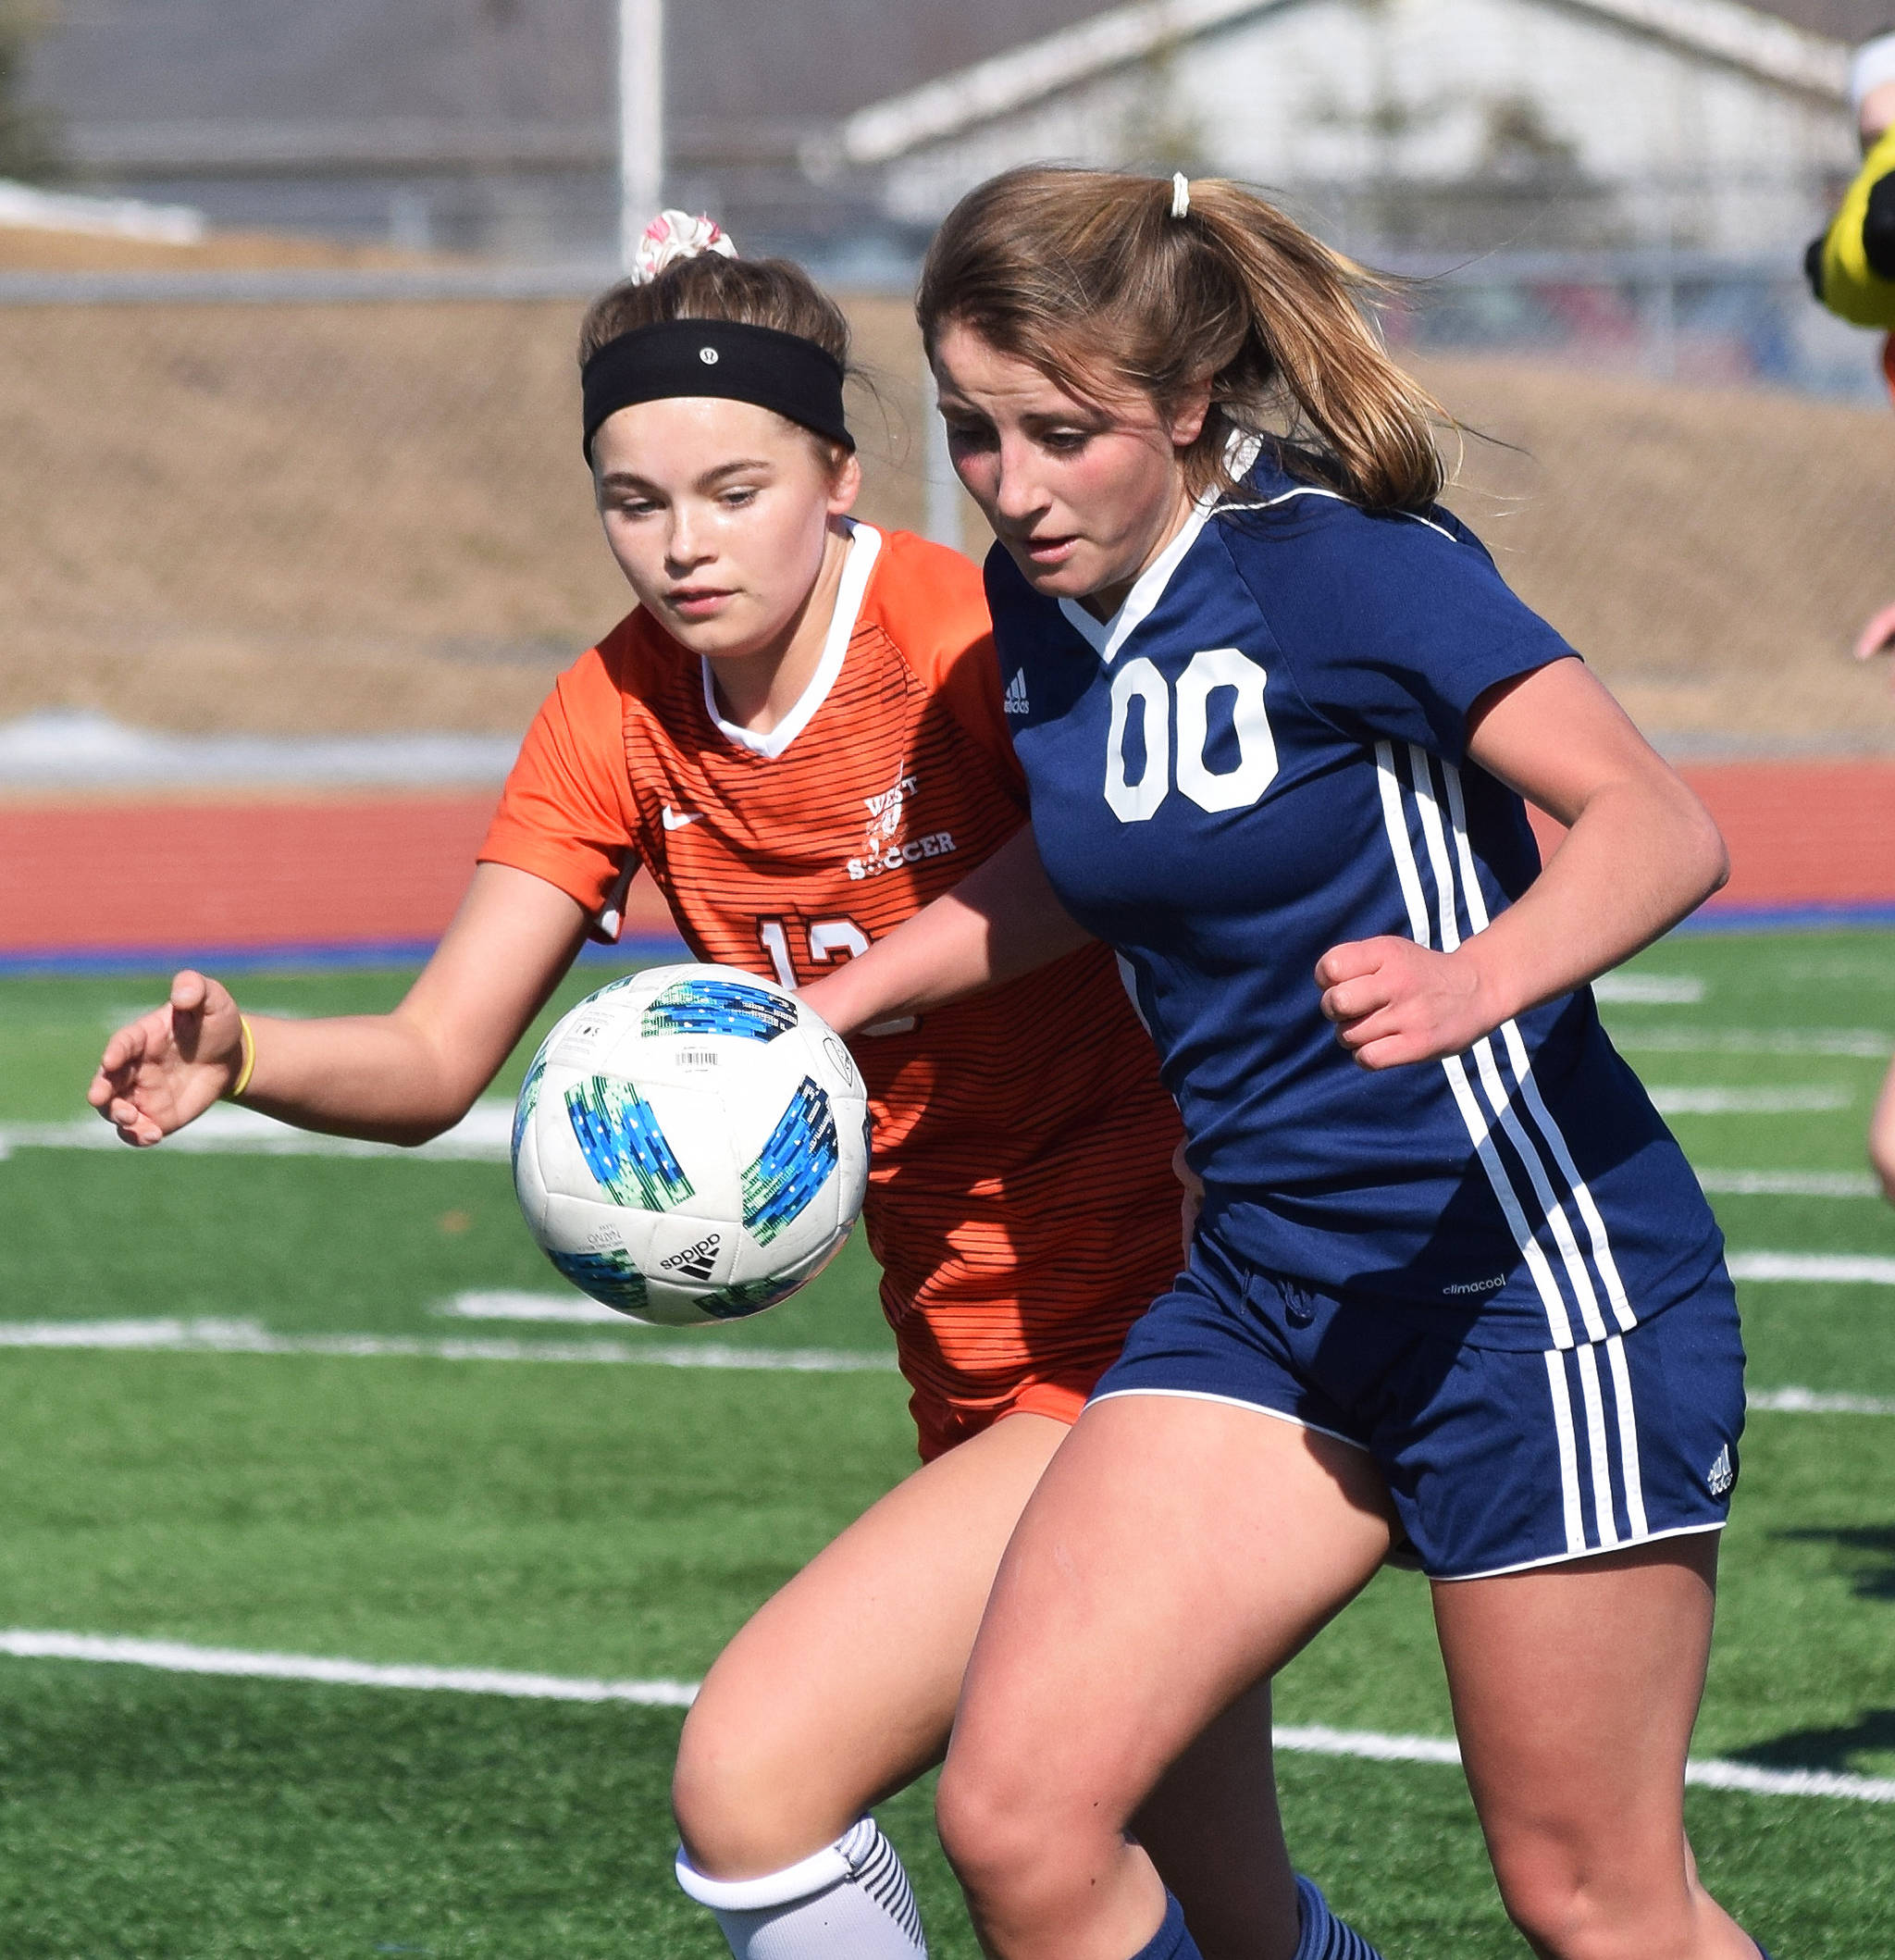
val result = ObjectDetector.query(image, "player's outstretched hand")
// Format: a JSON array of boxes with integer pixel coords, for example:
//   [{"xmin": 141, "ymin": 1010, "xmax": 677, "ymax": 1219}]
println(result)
[
  {"xmin": 1316, "ymin": 936, "xmax": 1490, "ymax": 1070},
  {"xmin": 89, "ymin": 969, "xmax": 244, "ymax": 1146}
]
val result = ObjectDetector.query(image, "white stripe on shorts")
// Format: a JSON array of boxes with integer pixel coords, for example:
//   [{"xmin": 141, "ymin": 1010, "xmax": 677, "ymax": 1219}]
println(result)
[
  {"xmin": 1542, "ymin": 1347, "xmax": 1588, "ymax": 1557},
  {"xmin": 1373, "ymin": 742, "xmax": 1653, "ymax": 1558},
  {"xmin": 1604, "ymin": 1334, "xmax": 1650, "ymax": 1539}
]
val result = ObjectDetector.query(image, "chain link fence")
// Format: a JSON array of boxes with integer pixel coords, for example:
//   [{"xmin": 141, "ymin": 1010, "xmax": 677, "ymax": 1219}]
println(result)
[
  {"xmin": 0, "ymin": 257, "xmax": 1891, "ymax": 756},
  {"xmin": 1387, "ymin": 250, "xmax": 1884, "ymax": 403},
  {"xmin": 0, "ymin": 267, "xmax": 951, "ymax": 743}
]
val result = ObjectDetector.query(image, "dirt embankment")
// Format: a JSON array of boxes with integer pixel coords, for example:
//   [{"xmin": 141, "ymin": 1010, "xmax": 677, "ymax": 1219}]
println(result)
[
  {"xmin": 1, "ymin": 237, "xmax": 1890, "ymax": 751},
  {"xmin": 1426, "ymin": 356, "xmax": 1895, "ymax": 753}
]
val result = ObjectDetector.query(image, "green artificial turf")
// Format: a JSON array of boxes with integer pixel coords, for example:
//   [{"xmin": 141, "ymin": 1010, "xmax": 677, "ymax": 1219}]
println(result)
[
  {"xmin": 0, "ymin": 1351, "xmax": 913, "ymax": 1677},
  {"xmin": 2, "ymin": 961, "xmax": 895, "ymax": 1352},
  {"xmin": 0, "ymin": 1668, "xmax": 1885, "ymax": 1959},
  {"xmin": 0, "ymin": 1147, "xmax": 895, "ymax": 1350},
  {"xmin": 0, "ymin": 931, "xmax": 1892, "ymax": 1954}
]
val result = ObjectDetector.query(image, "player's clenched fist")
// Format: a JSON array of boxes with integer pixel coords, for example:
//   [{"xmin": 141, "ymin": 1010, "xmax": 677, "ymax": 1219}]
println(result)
[
  {"xmin": 1315, "ymin": 935, "xmax": 1492, "ymax": 1070},
  {"xmin": 88, "ymin": 968, "xmax": 244, "ymax": 1146}
]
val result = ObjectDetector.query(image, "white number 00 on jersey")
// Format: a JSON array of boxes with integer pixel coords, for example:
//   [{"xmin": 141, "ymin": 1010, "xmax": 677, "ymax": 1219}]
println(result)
[{"xmin": 1104, "ymin": 647, "xmax": 1278, "ymax": 822}]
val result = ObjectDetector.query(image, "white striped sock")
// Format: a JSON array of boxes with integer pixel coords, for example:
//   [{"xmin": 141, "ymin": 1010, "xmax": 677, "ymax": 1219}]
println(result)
[{"xmin": 676, "ymin": 1817, "xmax": 926, "ymax": 1959}]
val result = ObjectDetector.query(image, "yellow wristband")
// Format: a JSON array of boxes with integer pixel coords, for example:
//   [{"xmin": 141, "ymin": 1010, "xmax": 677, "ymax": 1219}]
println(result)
[{"xmin": 229, "ymin": 1014, "xmax": 257, "ymax": 1101}]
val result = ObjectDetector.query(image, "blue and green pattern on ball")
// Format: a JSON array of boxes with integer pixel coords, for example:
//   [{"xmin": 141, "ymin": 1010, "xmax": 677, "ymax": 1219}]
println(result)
[
  {"xmin": 564, "ymin": 1075, "xmax": 694, "ymax": 1209},
  {"xmin": 510, "ymin": 1037, "xmax": 551, "ymax": 1175},
  {"xmin": 640, "ymin": 977, "xmax": 798, "ymax": 1044},
  {"xmin": 741, "ymin": 1075, "xmax": 839, "ymax": 1245},
  {"xmin": 705, "ymin": 1271, "xmax": 815, "ymax": 1318},
  {"xmin": 545, "ymin": 1244, "xmax": 650, "ymax": 1315}
]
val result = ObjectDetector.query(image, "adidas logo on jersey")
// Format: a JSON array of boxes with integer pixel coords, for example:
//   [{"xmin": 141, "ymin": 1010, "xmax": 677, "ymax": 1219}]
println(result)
[
  {"xmin": 659, "ymin": 1232, "xmax": 722, "ymax": 1280},
  {"xmin": 1705, "ymin": 1445, "xmax": 1734, "ymax": 1496},
  {"xmin": 1002, "ymin": 671, "xmax": 1030, "ymax": 716}
]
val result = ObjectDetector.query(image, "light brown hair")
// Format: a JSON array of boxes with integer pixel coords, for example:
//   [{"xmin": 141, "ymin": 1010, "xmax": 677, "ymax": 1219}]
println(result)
[{"xmin": 916, "ymin": 166, "xmax": 1447, "ymax": 512}]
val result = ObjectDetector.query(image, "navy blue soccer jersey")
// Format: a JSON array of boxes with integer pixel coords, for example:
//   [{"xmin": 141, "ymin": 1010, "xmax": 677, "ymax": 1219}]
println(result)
[{"xmin": 989, "ymin": 448, "xmax": 1725, "ymax": 1352}]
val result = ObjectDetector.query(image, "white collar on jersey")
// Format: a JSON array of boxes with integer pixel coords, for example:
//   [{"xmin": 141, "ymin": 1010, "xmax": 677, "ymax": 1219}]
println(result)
[
  {"xmin": 1056, "ymin": 433, "xmax": 1263, "ymax": 666},
  {"xmin": 701, "ymin": 518, "xmax": 882, "ymax": 760}
]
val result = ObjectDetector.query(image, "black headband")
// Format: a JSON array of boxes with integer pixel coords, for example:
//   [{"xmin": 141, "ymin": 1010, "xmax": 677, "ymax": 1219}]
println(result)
[{"xmin": 581, "ymin": 317, "xmax": 853, "ymax": 461}]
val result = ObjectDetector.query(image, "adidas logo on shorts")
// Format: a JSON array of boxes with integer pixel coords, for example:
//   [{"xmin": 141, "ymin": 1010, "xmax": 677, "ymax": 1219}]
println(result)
[
  {"xmin": 1705, "ymin": 1444, "xmax": 1734, "ymax": 1496},
  {"xmin": 1003, "ymin": 671, "xmax": 1030, "ymax": 717}
]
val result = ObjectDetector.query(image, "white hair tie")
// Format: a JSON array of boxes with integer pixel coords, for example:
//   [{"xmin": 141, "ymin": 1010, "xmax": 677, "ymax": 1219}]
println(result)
[
  {"xmin": 1170, "ymin": 172, "xmax": 1191, "ymax": 219},
  {"xmin": 630, "ymin": 209, "xmax": 738, "ymax": 285},
  {"xmin": 1852, "ymin": 31, "xmax": 1895, "ymax": 114}
]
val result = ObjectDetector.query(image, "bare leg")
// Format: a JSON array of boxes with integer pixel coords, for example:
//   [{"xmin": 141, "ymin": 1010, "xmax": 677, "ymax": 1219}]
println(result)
[
  {"xmin": 1133, "ymin": 1680, "xmax": 1298, "ymax": 1960},
  {"xmin": 673, "ymin": 1407, "xmax": 1312, "ymax": 1960},
  {"xmin": 1432, "ymin": 1535, "xmax": 1758, "ymax": 1960},
  {"xmin": 935, "ymin": 1396, "xmax": 1397, "ymax": 1960},
  {"xmin": 674, "ymin": 1411, "xmax": 1071, "ymax": 1877}
]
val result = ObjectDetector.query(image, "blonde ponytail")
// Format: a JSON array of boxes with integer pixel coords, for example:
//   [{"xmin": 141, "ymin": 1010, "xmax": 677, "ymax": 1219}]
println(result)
[{"xmin": 917, "ymin": 166, "xmax": 1447, "ymax": 513}]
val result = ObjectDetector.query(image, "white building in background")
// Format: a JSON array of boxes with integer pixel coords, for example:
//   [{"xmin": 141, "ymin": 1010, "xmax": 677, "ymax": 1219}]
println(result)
[
  {"xmin": 833, "ymin": 0, "xmax": 1861, "ymax": 254},
  {"xmin": 17, "ymin": 0, "xmax": 1873, "ymax": 262}
]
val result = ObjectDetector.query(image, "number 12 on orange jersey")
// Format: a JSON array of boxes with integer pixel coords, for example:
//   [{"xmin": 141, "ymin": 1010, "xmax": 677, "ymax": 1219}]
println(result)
[{"xmin": 757, "ymin": 916, "xmax": 915, "ymax": 1036}]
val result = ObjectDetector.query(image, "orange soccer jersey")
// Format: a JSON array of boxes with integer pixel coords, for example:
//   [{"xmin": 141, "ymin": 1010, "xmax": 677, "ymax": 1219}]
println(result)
[{"xmin": 479, "ymin": 523, "xmax": 1183, "ymax": 1456}]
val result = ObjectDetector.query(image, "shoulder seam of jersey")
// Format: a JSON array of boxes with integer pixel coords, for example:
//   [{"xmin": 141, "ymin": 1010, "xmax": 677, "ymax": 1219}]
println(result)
[{"xmin": 1220, "ymin": 482, "xmax": 1462, "ymax": 547}]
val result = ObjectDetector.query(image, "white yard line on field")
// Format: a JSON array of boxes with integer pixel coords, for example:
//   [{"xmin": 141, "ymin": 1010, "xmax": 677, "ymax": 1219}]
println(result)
[
  {"xmin": 434, "ymin": 1292, "xmax": 626, "ymax": 1324},
  {"xmin": 0, "ymin": 1102, "xmax": 514, "ymax": 1162},
  {"xmin": 1696, "ymin": 1170, "xmax": 1882, "ymax": 1197},
  {"xmin": 1592, "ymin": 974, "xmax": 1706, "ymax": 1004},
  {"xmin": 1749, "ymin": 1386, "xmax": 1895, "ymax": 1415},
  {"xmin": 1270, "ymin": 1723, "xmax": 1895, "ymax": 1804},
  {"xmin": 1649, "ymin": 1086, "xmax": 1854, "ymax": 1115},
  {"xmin": 0, "ymin": 1631, "xmax": 1886, "ymax": 1803},
  {"xmin": 1726, "ymin": 1252, "xmax": 1895, "ymax": 1284},
  {"xmin": 0, "ymin": 1321, "xmax": 1889, "ymax": 1415},
  {"xmin": 0, "ymin": 1318, "xmax": 898, "ymax": 1371},
  {"xmin": 0, "ymin": 1631, "xmax": 697, "ymax": 1705},
  {"xmin": 1615, "ymin": 1029, "xmax": 1894, "ymax": 1059}
]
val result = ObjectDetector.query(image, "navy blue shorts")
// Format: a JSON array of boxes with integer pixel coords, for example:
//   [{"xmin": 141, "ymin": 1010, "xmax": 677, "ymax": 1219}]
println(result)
[{"xmin": 1091, "ymin": 1228, "xmax": 1747, "ymax": 1581}]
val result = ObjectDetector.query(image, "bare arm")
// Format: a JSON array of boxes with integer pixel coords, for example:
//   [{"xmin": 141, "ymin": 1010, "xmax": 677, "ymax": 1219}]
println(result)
[
  {"xmin": 89, "ymin": 862, "xmax": 591, "ymax": 1146},
  {"xmin": 1316, "ymin": 657, "xmax": 1728, "ymax": 1069},
  {"xmin": 799, "ymin": 824, "xmax": 1094, "ymax": 1036}
]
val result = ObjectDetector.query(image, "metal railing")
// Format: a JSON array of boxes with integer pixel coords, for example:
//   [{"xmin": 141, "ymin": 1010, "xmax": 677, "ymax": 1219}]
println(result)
[{"xmin": 0, "ymin": 246, "xmax": 1878, "ymax": 400}]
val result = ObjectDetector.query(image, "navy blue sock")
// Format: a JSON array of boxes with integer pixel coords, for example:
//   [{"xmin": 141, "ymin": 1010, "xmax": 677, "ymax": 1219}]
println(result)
[
  {"xmin": 1294, "ymin": 1874, "xmax": 1385, "ymax": 1960},
  {"xmin": 1130, "ymin": 1891, "xmax": 1204, "ymax": 1960}
]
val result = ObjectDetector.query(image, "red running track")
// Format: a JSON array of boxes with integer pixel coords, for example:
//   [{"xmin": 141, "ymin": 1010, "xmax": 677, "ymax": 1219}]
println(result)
[
  {"xmin": 1526, "ymin": 763, "xmax": 1895, "ymax": 918},
  {"xmin": 0, "ymin": 794, "xmax": 676, "ymax": 962},
  {"xmin": 0, "ymin": 764, "xmax": 1889, "ymax": 963}
]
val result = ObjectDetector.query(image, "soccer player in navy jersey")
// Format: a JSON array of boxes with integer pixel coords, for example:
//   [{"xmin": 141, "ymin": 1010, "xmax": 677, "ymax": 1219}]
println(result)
[{"xmin": 803, "ymin": 167, "xmax": 1771, "ymax": 1960}]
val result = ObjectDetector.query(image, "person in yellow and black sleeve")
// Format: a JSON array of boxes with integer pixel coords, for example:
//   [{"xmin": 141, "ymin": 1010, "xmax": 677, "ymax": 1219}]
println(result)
[
  {"xmin": 1807, "ymin": 35, "xmax": 1895, "ymax": 664},
  {"xmin": 1807, "ymin": 33, "xmax": 1895, "ymax": 342},
  {"xmin": 1809, "ymin": 37, "xmax": 1895, "ymax": 1207}
]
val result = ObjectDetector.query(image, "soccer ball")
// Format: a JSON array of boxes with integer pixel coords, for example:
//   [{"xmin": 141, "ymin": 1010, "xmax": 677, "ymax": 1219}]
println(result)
[{"xmin": 510, "ymin": 964, "xmax": 871, "ymax": 1326}]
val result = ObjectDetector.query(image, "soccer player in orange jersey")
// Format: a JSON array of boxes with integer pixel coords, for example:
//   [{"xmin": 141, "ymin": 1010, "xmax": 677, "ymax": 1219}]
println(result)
[{"xmin": 89, "ymin": 221, "xmax": 1341, "ymax": 1960}]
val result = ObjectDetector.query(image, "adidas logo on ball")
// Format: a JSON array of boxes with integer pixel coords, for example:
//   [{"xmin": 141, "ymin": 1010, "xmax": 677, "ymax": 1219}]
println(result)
[{"xmin": 660, "ymin": 1232, "xmax": 723, "ymax": 1280}]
